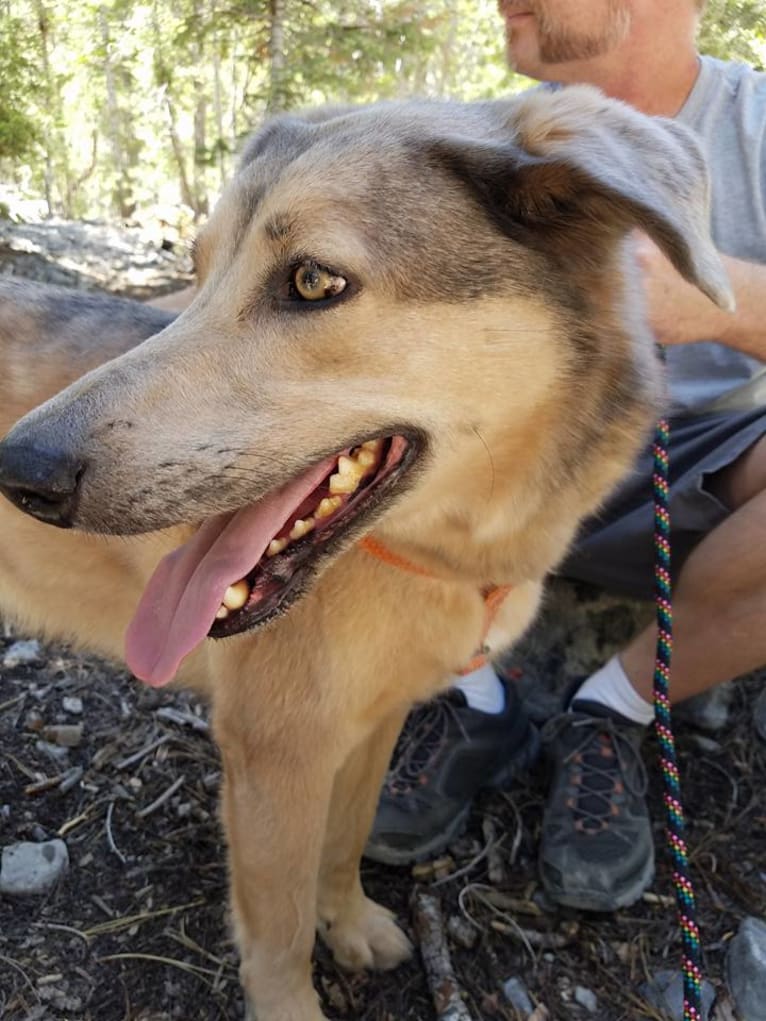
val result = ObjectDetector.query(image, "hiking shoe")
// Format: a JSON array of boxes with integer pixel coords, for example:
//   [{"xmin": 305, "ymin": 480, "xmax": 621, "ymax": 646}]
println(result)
[
  {"xmin": 364, "ymin": 676, "xmax": 539, "ymax": 866},
  {"xmin": 539, "ymin": 699, "xmax": 654, "ymax": 911}
]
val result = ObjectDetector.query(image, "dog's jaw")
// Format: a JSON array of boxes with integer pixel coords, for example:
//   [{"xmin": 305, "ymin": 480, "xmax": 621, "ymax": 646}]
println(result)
[{"xmin": 125, "ymin": 433, "xmax": 422, "ymax": 687}]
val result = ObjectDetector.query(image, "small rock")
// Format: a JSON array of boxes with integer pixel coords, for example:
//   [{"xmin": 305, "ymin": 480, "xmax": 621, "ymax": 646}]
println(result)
[
  {"xmin": 574, "ymin": 987, "xmax": 597, "ymax": 1013},
  {"xmin": 62, "ymin": 696, "xmax": 83, "ymax": 715},
  {"xmin": 754, "ymin": 688, "xmax": 766, "ymax": 743},
  {"xmin": 503, "ymin": 976, "xmax": 533, "ymax": 1015},
  {"xmin": 640, "ymin": 968, "xmax": 715, "ymax": 1021},
  {"xmin": 0, "ymin": 839, "xmax": 69, "ymax": 896},
  {"xmin": 690, "ymin": 734, "xmax": 723, "ymax": 754},
  {"xmin": 675, "ymin": 683, "xmax": 733, "ymax": 733},
  {"xmin": 726, "ymin": 916, "xmax": 766, "ymax": 1021},
  {"xmin": 35, "ymin": 740, "xmax": 70, "ymax": 765},
  {"xmin": 447, "ymin": 915, "xmax": 478, "ymax": 949},
  {"xmin": 40, "ymin": 724, "xmax": 83, "ymax": 747},
  {"xmin": 3, "ymin": 639, "xmax": 41, "ymax": 668}
]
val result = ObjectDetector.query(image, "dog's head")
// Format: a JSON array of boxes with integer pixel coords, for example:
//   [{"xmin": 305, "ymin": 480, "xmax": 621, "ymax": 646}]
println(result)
[{"xmin": 0, "ymin": 86, "xmax": 731, "ymax": 684}]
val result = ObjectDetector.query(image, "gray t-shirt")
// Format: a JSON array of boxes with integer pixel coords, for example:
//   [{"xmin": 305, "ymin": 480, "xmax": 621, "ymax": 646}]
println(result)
[{"xmin": 668, "ymin": 54, "xmax": 766, "ymax": 414}]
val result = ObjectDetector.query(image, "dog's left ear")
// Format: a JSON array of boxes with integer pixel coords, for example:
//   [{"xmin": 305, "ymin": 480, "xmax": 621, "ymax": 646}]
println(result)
[{"xmin": 436, "ymin": 85, "xmax": 733, "ymax": 309}]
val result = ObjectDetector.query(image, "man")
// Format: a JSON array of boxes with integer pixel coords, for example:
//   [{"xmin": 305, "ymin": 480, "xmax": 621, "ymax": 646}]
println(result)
[{"xmin": 365, "ymin": 0, "xmax": 766, "ymax": 912}]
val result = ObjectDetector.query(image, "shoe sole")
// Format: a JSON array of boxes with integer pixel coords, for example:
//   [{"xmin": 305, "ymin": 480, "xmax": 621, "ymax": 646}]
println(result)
[
  {"xmin": 541, "ymin": 853, "xmax": 655, "ymax": 912},
  {"xmin": 364, "ymin": 724, "xmax": 541, "ymax": 868}
]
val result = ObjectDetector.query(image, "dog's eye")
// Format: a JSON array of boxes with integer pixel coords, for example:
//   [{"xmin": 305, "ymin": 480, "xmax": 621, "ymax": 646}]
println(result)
[{"xmin": 291, "ymin": 262, "xmax": 347, "ymax": 302}]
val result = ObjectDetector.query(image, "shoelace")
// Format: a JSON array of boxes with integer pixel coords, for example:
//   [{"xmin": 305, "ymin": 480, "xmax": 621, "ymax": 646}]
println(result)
[
  {"xmin": 383, "ymin": 694, "xmax": 469, "ymax": 798},
  {"xmin": 556, "ymin": 715, "xmax": 648, "ymax": 834}
]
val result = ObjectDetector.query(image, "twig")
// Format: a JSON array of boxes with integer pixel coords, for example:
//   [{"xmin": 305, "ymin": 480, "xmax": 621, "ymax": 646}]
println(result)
[
  {"xmin": 96, "ymin": 952, "xmax": 217, "ymax": 985},
  {"xmin": 489, "ymin": 919, "xmax": 579, "ymax": 949},
  {"xmin": 155, "ymin": 706, "xmax": 209, "ymax": 732},
  {"xmin": 482, "ymin": 816, "xmax": 507, "ymax": 886},
  {"xmin": 411, "ymin": 889, "xmax": 476, "ymax": 1021},
  {"xmin": 106, "ymin": 800, "xmax": 127, "ymax": 864},
  {"xmin": 31, "ymin": 921, "xmax": 90, "ymax": 945},
  {"xmin": 136, "ymin": 775, "xmax": 185, "ymax": 819},
  {"xmin": 114, "ymin": 733, "xmax": 171, "ymax": 771},
  {"xmin": 432, "ymin": 829, "xmax": 500, "ymax": 888},
  {"xmin": 83, "ymin": 900, "xmax": 205, "ymax": 938}
]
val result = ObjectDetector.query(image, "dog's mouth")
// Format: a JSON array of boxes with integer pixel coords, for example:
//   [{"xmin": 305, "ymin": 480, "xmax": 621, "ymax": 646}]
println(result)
[
  {"xmin": 211, "ymin": 435, "xmax": 414, "ymax": 636},
  {"xmin": 124, "ymin": 432, "xmax": 420, "ymax": 687}
]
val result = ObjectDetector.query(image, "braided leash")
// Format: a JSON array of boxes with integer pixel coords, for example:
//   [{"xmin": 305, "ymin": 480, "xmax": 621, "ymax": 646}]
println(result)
[{"xmin": 652, "ymin": 416, "xmax": 703, "ymax": 1020}]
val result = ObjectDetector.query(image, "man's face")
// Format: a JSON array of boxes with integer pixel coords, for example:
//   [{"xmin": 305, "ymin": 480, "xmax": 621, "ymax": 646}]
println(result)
[{"xmin": 497, "ymin": 0, "xmax": 632, "ymax": 77}]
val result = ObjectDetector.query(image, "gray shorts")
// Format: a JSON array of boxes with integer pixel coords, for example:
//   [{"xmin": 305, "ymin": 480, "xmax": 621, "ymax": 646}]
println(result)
[{"xmin": 559, "ymin": 409, "xmax": 766, "ymax": 600}]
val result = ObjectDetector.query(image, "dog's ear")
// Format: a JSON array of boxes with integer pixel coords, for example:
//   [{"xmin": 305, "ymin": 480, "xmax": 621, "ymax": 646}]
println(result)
[{"xmin": 435, "ymin": 85, "xmax": 733, "ymax": 309}]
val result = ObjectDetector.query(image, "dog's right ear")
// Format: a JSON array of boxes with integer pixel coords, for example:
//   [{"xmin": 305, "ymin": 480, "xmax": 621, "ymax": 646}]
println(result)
[{"xmin": 433, "ymin": 85, "xmax": 733, "ymax": 310}]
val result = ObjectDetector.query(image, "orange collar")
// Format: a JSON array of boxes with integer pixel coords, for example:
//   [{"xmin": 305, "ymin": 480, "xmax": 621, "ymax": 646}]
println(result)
[{"xmin": 359, "ymin": 535, "xmax": 512, "ymax": 675}]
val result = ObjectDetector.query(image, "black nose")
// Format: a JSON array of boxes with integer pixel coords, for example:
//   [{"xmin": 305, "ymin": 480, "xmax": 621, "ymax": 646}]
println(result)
[{"xmin": 0, "ymin": 442, "xmax": 83, "ymax": 528}]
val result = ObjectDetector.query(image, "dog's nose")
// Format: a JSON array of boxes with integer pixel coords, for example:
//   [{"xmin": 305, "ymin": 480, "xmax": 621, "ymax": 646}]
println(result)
[{"xmin": 0, "ymin": 441, "xmax": 83, "ymax": 528}]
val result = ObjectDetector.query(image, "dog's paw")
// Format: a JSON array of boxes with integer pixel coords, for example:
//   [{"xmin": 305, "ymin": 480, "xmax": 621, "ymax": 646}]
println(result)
[{"xmin": 321, "ymin": 896, "xmax": 412, "ymax": 972}]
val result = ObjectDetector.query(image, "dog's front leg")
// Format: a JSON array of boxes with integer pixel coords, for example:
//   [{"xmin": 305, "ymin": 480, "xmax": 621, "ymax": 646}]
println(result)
[
  {"xmin": 215, "ymin": 705, "xmax": 333, "ymax": 1021},
  {"xmin": 317, "ymin": 707, "xmax": 413, "ymax": 973}
]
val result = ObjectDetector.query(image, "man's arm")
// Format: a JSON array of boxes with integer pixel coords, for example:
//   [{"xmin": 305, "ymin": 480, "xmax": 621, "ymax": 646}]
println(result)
[{"xmin": 635, "ymin": 235, "xmax": 766, "ymax": 359}]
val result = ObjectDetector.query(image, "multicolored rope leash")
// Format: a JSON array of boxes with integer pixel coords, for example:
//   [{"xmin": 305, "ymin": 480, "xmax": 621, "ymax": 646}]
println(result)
[{"xmin": 652, "ymin": 416, "xmax": 703, "ymax": 1021}]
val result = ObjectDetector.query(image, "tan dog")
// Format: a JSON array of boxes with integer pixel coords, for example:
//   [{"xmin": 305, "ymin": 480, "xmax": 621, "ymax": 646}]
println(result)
[{"xmin": 0, "ymin": 86, "xmax": 731, "ymax": 1020}]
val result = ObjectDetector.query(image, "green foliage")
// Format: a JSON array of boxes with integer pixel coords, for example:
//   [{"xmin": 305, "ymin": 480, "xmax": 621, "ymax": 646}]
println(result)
[
  {"xmin": 699, "ymin": 0, "xmax": 766, "ymax": 67},
  {"xmin": 0, "ymin": 0, "xmax": 763, "ymax": 219},
  {"xmin": 0, "ymin": 17, "xmax": 39, "ymax": 161}
]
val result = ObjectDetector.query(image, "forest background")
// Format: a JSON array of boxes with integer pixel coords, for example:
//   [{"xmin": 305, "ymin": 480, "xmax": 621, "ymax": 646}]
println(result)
[{"xmin": 0, "ymin": 0, "xmax": 764, "ymax": 229}]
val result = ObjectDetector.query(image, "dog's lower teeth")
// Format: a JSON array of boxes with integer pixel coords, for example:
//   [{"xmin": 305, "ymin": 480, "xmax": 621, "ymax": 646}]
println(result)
[
  {"xmin": 329, "ymin": 473, "xmax": 361, "ymax": 495},
  {"xmin": 315, "ymin": 496, "xmax": 342, "ymax": 519},
  {"xmin": 289, "ymin": 517, "xmax": 315, "ymax": 540},
  {"xmin": 223, "ymin": 580, "xmax": 250, "ymax": 611},
  {"xmin": 215, "ymin": 605, "xmax": 230, "ymax": 620},
  {"xmin": 267, "ymin": 537, "xmax": 289, "ymax": 557}
]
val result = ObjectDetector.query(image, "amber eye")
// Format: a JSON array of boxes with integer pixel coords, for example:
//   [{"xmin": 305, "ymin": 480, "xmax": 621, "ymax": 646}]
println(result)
[{"xmin": 291, "ymin": 261, "xmax": 347, "ymax": 302}]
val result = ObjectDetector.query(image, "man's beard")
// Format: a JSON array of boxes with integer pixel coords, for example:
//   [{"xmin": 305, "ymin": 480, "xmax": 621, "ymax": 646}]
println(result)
[{"xmin": 511, "ymin": 1, "xmax": 631, "ymax": 65}]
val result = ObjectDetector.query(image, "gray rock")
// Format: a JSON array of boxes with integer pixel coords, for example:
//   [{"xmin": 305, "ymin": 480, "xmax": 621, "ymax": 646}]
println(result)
[
  {"xmin": 640, "ymin": 969, "xmax": 715, "ymax": 1021},
  {"xmin": 2, "ymin": 639, "xmax": 41, "ymax": 668},
  {"xmin": 726, "ymin": 916, "xmax": 766, "ymax": 1021},
  {"xmin": 574, "ymin": 986, "xmax": 598, "ymax": 1013},
  {"xmin": 62, "ymin": 696, "xmax": 84, "ymax": 715},
  {"xmin": 0, "ymin": 839, "xmax": 69, "ymax": 895},
  {"xmin": 754, "ymin": 688, "xmax": 766, "ymax": 743},
  {"xmin": 674, "ymin": 682, "xmax": 733, "ymax": 733},
  {"xmin": 503, "ymin": 976, "xmax": 533, "ymax": 1015},
  {"xmin": 35, "ymin": 739, "xmax": 70, "ymax": 765}
]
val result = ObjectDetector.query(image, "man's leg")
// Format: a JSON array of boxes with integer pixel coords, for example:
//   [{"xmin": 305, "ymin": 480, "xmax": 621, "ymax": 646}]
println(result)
[
  {"xmin": 622, "ymin": 434, "xmax": 766, "ymax": 700},
  {"xmin": 540, "ymin": 432, "xmax": 766, "ymax": 910}
]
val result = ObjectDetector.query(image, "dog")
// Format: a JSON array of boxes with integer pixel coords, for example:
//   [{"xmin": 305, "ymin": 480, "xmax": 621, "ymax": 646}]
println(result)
[{"xmin": 0, "ymin": 86, "xmax": 731, "ymax": 1020}]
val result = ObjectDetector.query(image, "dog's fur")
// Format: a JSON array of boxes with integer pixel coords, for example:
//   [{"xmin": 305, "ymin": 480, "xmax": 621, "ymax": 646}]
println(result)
[{"xmin": 0, "ymin": 87, "xmax": 731, "ymax": 1019}]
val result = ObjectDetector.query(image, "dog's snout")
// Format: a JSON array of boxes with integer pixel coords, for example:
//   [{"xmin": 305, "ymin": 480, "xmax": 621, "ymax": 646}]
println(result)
[{"xmin": 0, "ymin": 441, "xmax": 84, "ymax": 528}]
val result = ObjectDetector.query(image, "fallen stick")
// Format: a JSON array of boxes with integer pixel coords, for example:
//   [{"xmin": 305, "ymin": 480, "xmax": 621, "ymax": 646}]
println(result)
[{"xmin": 412, "ymin": 889, "xmax": 476, "ymax": 1021}]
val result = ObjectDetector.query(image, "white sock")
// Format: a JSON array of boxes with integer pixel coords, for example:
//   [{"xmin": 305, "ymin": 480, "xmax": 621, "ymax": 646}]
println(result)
[
  {"xmin": 453, "ymin": 662, "xmax": 506, "ymax": 715},
  {"xmin": 572, "ymin": 655, "xmax": 655, "ymax": 725}
]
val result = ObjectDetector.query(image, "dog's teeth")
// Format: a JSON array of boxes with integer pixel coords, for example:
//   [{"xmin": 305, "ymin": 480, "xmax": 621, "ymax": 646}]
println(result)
[
  {"xmin": 315, "ymin": 496, "xmax": 342, "ymax": 520},
  {"xmin": 215, "ymin": 605, "xmax": 230, "ymax": 620},
  {"xmin": 329, "ymin": 473, "xmax": 361, "ymax": 495},
  {"xmin": 337, "ymin": 455, "xmax": 364, "ymax": 479},
  {"xmin": 362, "ymin": 439, "xmax": 383, "ymax": 453},
  {"xmin": 222, "ymin": 580, "xmax": 250, "ymax": 611},
  {"xmin": 355, "ymin": 449, "xmax": 377, "ymax": 469},
  {"xmin": 289, "ymin": 517, "xmax": 315, "ymax": 540},
  {"xmin": 267, "ymin": 538, "xmax": 289, "ymax": 557}
]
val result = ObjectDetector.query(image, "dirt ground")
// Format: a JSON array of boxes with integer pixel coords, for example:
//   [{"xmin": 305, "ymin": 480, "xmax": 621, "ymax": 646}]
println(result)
[
  {"xmin": 1, "ymin": 224, "xmax": 765, "ymax": 1021},
  {"xmin": 1, "ymin": 625, "xmax": 764, "ymax": 1021}
]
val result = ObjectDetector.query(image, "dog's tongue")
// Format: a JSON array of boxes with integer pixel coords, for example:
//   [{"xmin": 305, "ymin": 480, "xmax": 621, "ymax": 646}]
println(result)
[{"xmin": 125, "ymin": 457, "xmax": 336, "ymax": 687}]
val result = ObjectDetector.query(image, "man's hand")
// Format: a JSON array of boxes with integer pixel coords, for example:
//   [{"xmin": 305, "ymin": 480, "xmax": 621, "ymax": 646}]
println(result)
[{"xmin": 633, "ymin": 232, "xmax": 729, "ymax": 346}]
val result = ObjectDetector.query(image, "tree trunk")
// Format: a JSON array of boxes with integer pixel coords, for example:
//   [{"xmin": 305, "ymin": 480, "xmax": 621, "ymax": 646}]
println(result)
[
  {"xmin": 266, "ymin": 0, "xmax": 288, "ymax": 113},
  {"xmin": 98, "ymin": 5, "xmax": 132, "ymax": 218}
]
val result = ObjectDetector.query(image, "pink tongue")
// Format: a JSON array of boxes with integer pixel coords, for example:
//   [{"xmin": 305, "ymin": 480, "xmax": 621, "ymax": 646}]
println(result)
[{"xmin": 125, "ymin": 456, "xmax": 336, "ymax": 687}]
